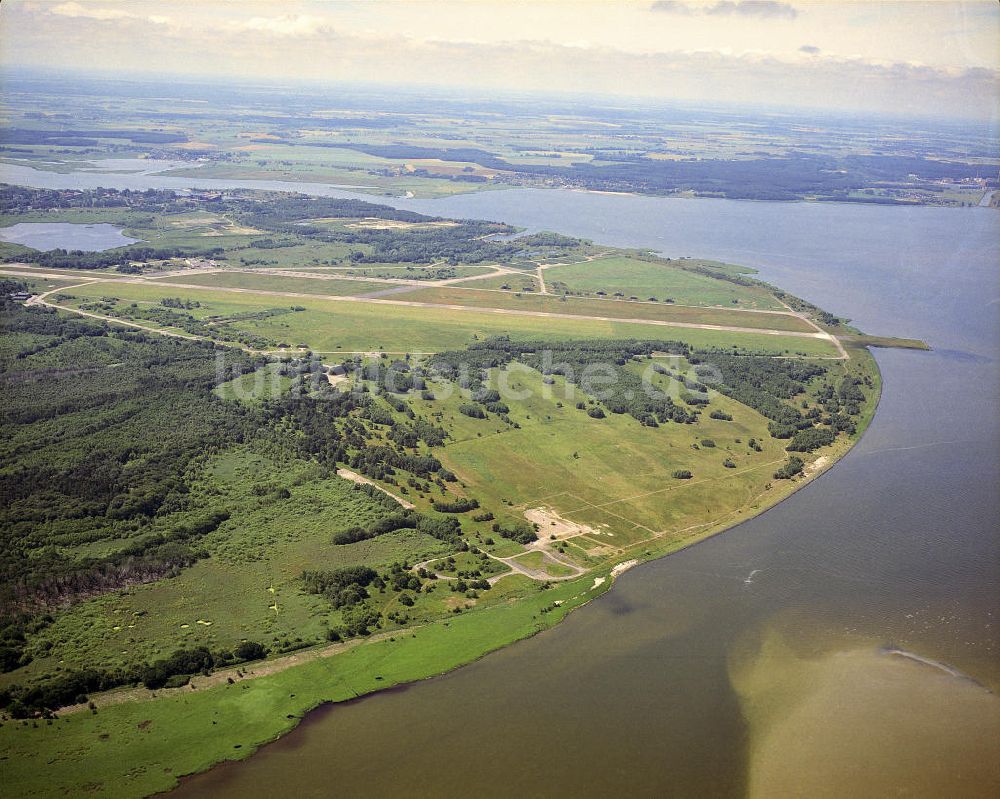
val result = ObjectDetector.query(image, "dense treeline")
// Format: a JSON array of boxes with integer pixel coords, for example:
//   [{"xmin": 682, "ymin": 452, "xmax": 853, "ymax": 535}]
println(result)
[
  {"xmin": 0, "ymin": 299, "xmax": 259, "ymax": 623},
  {"xmin": 331, "ymin": 509, "xmax": 463, "ymax": 546},
  {"xmin": 491, "ymin": 521, "xmax": 538, "ymax": 545},
  {"xmin": 231, "ymin": 194, "xmax": 432, "ymax": 230},
  {"xmin": 0, "ymin": 128, "xmax": 188, "ymax": 145},
  {"xmin": 0, "ymin": 297, "xmax": 464, "ymax": 682},
  {"xmin": 691, "ymin": 351, "xmax": 826, "ymax": 436},
  {"xmin": 430, "ymin": 497, "xmax": 479, "ymax": 513},
  {"xmin": 512, "ymin": 232, "xmax": 581, "ymax": 247},
  {"xmin": 432, "ymin": 336, "xmax": 697, "ymax": 427},
  {"xmin": 0, "ymin": 640, "xmax": 269, "ymax": 717},
  {"xmin": 773, "ymin": 456, "xmax": 805, "ymax": 479},
  {"xmin": 0, "ymin": 185, "xmax": 183, "ymax": 213},
  {"xmin": 329, "ymin": 144, "xmax": 987, "ymax": 202},
  {"xmin": 302, "ymin": 566, "xmax": 379, "ymax": 609},
  {"xmin": 692, "ymin": 350, "xmax": 867, "ymax": 448},
  {"xmin": 13, "ymin": 244, "xmax": 225, "ymax": 270}
]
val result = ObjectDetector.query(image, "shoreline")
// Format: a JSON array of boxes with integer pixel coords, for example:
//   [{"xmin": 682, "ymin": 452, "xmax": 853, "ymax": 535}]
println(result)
[
  {"xmin": 0, "ymin": 177, "xmax": 892, "ymax": 796},
  {"xmin": 1, "ymin": 161, "xmax": 989, "ymax": 212},
  {"xmin": 0, "ymin": 352, "xmax": 881, "ymax": 798},
  {"xmin": 164, "ymin": 413, "xmax": 869, "ymax": 796}
]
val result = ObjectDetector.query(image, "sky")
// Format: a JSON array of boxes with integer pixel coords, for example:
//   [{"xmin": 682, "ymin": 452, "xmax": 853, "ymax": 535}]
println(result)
[{"xmin": 0, "ymin": 0, "xmax": 997, "ymax": 119}]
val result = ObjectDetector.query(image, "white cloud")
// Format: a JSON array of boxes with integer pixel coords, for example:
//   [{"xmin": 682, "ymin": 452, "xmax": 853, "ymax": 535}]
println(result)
[
  {"xmin": 50, "ymin": 1, "xmax": 170, "ymax": 25},
  {"xmin": 237, "ymin": 15, "xmax": 332, "ymax": 38},
  {"xmin": 651, "ymin": 1, "xmax": 799, "ymax": 20}
]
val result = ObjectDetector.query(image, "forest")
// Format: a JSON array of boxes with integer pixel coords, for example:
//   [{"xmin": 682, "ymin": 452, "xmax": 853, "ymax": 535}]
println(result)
[
  {"xmin": 327, "ymin": 144, "xmax": 989, "ymax": 201},
  {"xmin": 0, "ymin": 292, "xmax": 472, "ymax": 711}
]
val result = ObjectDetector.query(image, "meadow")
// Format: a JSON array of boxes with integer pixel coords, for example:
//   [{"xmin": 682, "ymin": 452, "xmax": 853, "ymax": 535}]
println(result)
[
  {"xmin": 155, "ymin": 270, "xmax": 388, "ymax": 296},
  {"xmin": 430, "ymin": 367, "xmax": 789, "ymax": 549},
  {"xmin": 544, "ymin": 256, "xmax": 785, "ymax": 309},
  {"xmin": 462, "ymin": 271, "xmax": 543, "ymax": 291},
  {"xmin": 0, "ymin": 572, "xmax": 603, "ymax": 799},
  {"xmin": 5, "ymin": 448, "xmax": 457, "ymax": 682},
  {"xmin": 60, "ymin": 280, "xmax": 841, "ymax": 356},
  {"xmin": 391, "ymin": 284, "xmax": 815, "ymax": 331},
  {"xmin": 291, "ymin": 264, "xmax": 497, "ymax": 279}
]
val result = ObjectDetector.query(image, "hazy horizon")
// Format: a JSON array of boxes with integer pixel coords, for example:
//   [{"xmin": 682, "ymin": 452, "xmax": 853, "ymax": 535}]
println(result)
[{"xmin": 1, "ymin": 0, "xmax": 997, "ymax": 121}]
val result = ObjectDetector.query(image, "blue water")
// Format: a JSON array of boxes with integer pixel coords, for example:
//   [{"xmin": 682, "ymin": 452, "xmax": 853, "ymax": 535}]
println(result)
[{"xmin": 0, "ymin": 221, "xmax": 139, "ymax": 252}]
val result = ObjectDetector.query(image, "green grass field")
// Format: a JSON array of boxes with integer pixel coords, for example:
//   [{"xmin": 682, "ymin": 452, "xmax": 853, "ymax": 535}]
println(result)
[
  {"xmin": 455, "ymin": 272, "xmax": 543, "ymax": 291},
  {"xmin": 61, "ymin": 280, "xmax": 840, "ymax": 356},
  {"xmin": 0, "ymin": 264, "xmax": 120, "ymax": 277},
  {"xmin": 0, "ymin": 273, "xmax": 84, "ymax": 293},
  {"xmin": 213, "ymin": 362, "xmax": 293, "ymax": 402},
  {"xmin": 429, "ymin": 368, "xmax": 787, "ymax": 549},
  {"xmin": 155, "ymin": 270, "xmax": 387, "ymax": 296},
  {"xmin": 390, "ymin": 285, "xmax": 814, "ymax": 331},
  {"xmin": 0, "ymin": 572, "xmax": 604, "ymax": 799},
  {"xmin": 544, "ymin": 256, "xmax": 784, "ymax": 310},
  {"xmin": 0, "ymin": 447, "xmax": 458, "ymax": 685},
  {"xmin": 510, "ymin": 551, "xmax": 576, "ymax": 577},
  {"xmin": 292, "ymin": 265, "xmax": 497, "ymax": 279}
]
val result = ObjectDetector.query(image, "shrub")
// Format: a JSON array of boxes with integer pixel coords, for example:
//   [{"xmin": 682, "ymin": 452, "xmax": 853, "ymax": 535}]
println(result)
[
  {"xmin": 233, "ymin": 641, "xmax": 268, "ymax": 662},
  {"xmin": 491, "ymin": 521, "xmax": 538, "ymax": 544},
  {"xmin": 773, "ymin": 456, "xmax": 805, "ymax": 479},
  {"xmin": 340, "ymin": 604, "xmax": 381, "ymax": 637},
  {"xmin": 458, "ymin": 403, "xmax": 487, "ymax": 419},
  {"xmin": 431, "ymin": 497, "xmax": 479, "ymax": 513},
  {"xmin": 672, "ymin": 470, "xmax": 693, "ymax": 479},
  {"xmin": 786, "ymin": 427, "xmax": 836, "ymax": 452}
]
